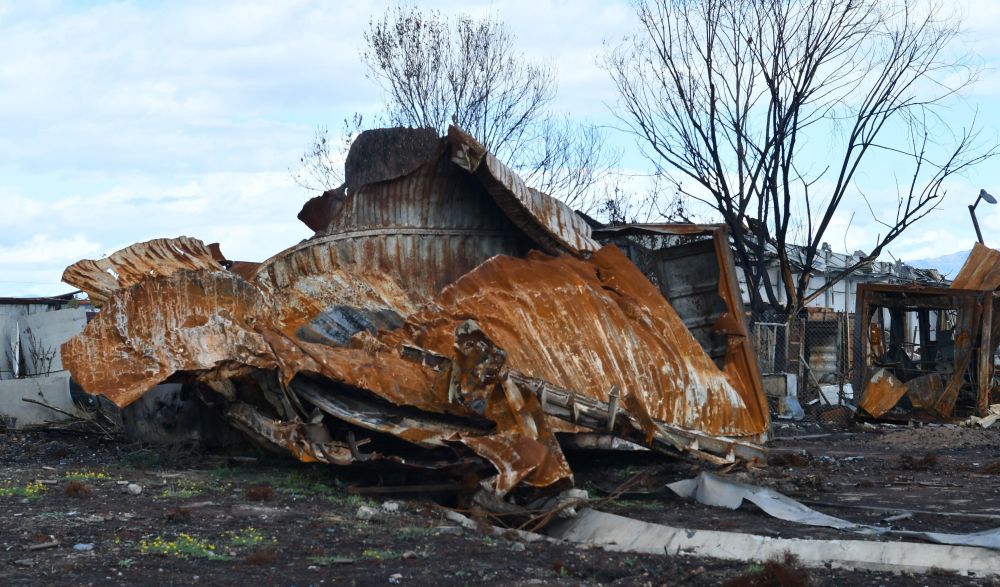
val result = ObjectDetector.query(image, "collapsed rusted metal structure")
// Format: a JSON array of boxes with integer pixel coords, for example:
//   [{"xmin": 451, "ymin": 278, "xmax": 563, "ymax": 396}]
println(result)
[
  {"xmin": 60, "ymin": 126, "xmax": 768, "ymax": 496},
  {"xmin": 856, "ymin": 243, "xmax": 1000, "ymax": 421}
]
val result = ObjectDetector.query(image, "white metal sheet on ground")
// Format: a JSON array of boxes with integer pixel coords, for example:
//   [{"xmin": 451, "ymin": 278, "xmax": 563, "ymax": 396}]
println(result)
[
  {"xmin": 668, "ymin": 472, "xmax": 1000, "ymax": 549},
  {"xmin": 548, "ymin": 508, "xmax": 1000, "ymax": 576},
  {"xmin": 668, "ymin": 472, "xmax": 879, "ymax": 533}
]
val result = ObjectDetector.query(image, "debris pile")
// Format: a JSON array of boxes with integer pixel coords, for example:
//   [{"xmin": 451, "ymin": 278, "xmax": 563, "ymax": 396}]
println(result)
[
  {"xmin": 856, "ymin": 244, "xmax": 1000, "ymax": 422},
  {"xmin": 59, "ymin": 126, "xmax": 768, "ymax": 497}
]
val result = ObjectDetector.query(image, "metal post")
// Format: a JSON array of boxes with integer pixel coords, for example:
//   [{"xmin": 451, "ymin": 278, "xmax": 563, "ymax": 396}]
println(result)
[{"xmin": 970, "ymin": 204, "xmax": 986, "ymax": 244}]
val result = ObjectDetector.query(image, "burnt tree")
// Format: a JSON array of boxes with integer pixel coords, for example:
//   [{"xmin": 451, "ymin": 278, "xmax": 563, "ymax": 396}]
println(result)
[
  {"xmin": 606, "ymin": 0, "xmax": 995, "ymax": 314},
  {"xmin": 295, "ymin": 7, "xmax": 618, "ymax": 211}
]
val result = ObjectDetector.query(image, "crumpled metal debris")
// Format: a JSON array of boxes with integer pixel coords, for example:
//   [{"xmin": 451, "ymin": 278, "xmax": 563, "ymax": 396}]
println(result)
[
  {"xmin": 855, "ymin": 278, "xmax": 998, "ymax": 421},
  {"xmin": 61, "ymin": 126, "xmax": 768, "ymax": 496},
  {"xmin": 951, "ymin": 242, "xmax": 1000, "ymax": 291}
]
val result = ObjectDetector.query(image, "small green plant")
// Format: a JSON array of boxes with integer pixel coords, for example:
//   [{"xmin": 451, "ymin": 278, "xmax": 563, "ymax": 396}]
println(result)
[
  {"xmin": 117, "ymin": 558, "xmax": 135, "ymax": 568},
  {"xmin": 224, "ymin": 527, "xmax": 274, "ymax": 547},
  {"xmin": 155, "ymin": 480, "xmax": 207, "ymax": 500},
  {"xmin": 139, "ymin": 533, "xmax": 225, "ymax": 560},
  {"xmin": 308, "ymin": 554, "xmax": 356, "ymax": 565},
  {"xmin": 64, "ymin": 470, "xmax": 112, "ymax": 482},
  {"xmin": 336, "ymin": 493, "xmax": 375, "ymax": 508},
  {"xmin": 275, "ymin": 472, "xmax": 337, "ymax": 497},
  {"xmin": 398, "ymin": 526, "xmax": 434, "ymax": 539},
  {"xmin": 361, "ymin": 548, "xmax": 403, "ymax": 561},
  {"xmin": 611, "ymin": 499, "xmax": 660, "ymax": 510},
  {"xmin": 0, "ymin": 480, "xmax": 48, "ymax": 498}
]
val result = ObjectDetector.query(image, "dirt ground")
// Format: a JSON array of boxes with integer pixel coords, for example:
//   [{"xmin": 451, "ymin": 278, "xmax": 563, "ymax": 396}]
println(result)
[{"xmin": 2, "ymin": 424, "xmax": 999, "ymax": 586}]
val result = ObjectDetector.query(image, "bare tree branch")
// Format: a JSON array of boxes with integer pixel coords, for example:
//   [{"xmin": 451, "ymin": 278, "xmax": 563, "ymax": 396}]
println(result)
[{"xmin": 606, "ymin": 0, "xmax": 997, "ymax": 314}]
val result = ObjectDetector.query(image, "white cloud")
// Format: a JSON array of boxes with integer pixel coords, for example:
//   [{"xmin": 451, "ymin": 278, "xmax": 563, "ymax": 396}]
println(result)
[
  {"xmin": 0, "ymin": 234, "xmax": 101, "ymax": 265},
  {"xmin": 1, "ymin": 0, "xmax": 997, "ymax": 296},
  {"xmin": 0, "ymin": 171, "xmax": 311, "ymax": 296}
]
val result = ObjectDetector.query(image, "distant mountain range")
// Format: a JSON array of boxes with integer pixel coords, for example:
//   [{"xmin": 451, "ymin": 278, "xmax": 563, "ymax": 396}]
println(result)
[{"xmin": 906, "ymin": 249, "xmax": 971, "ymax": 279}]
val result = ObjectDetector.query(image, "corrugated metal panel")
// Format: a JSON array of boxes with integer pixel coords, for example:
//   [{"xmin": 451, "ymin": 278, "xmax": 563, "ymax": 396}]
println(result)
[
  {"xmin": 62, "ymin": 236, "xmax": 220, "ymax": 307},
  {"xmin": 328, "ymin": 153, "xmax": 523, "ymax": 235},
  {"xmin": 653, "ymin": 238, "xmax": 730, "ymax": 364},
  {"xmin": 447, "ymin": 126, "xmax": 600, "ymax": 255},
  {"xmin": 262, "ymin": 150, "xmax": 532, "ymax": 302},
  {"xmin": 386, "ymin": 246, "xmax": 767, "ymax": 437},
  {"xmin": 62, "ymin": 270, "xmax": 278, "ymax": 407},
  {"xmin": 255, "ymin": 232, "xmax": 523, "ymax": 307},
  {"xmin": 591, "ymin": 223, "xmax": 770, "ymax": 435},
  {"xmin": 951, "ymin": 242, "xmax": 1000, "ymax": 290}
]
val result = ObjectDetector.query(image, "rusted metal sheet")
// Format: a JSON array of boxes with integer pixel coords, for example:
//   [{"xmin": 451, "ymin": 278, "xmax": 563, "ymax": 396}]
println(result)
[
  {"xmin": 951, "ymin": 242, "xmax": 1000, "ymax": 290},
  {"xmin": 447, "ymin": 126, "xmax": 600, "ymax": 255},
  {"xmin": 859, "ymin": 368, "xmax": 908, "ymax": 418},
  {"xmin": 272, "ymin": 141, "xmax": 531, "ymax": 302},
  {"xmin": 297, "ymin": 187, "xmax": 347, "ymax": 233},
  {"xmin": 62, "ymin": 236, "xmax": 221, "ymax": 307},
  {"xmin": 387, "ymin": 247, "xmax": 767, "ymax": 437},
  {"xmin": 507, "ymin": 373, "xmax": 766, "ymax": 465},
  {"xmin": 253, "ymin": 252, "xmax": 423, "ymax": 346},
  {"xmin": 343, "ymin": 127, "xmax": 441, "ymax": 195},
  {"xmin": 61, "ymin": 270, "xmax": 278, "ymax": 407},
  {"xmin": 854, "ymin": 283, "xmax": 993, "ymax": 420},
  {"xmin": 590, "ymin": 223, "xmax": 769, "ymax": 437},
  {"xmin": 906, "ymin": 373, "xmax": 946, "ymax": 411},
  {"xmin": 61, "ymin": 126, "xmax": 767, "ymax": 498}
]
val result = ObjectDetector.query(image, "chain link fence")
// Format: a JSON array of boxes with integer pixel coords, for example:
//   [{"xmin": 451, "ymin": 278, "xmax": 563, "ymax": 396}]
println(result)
[{"xmin": 750, "ymin": 310, "xmax": 857, "ymax": 424}]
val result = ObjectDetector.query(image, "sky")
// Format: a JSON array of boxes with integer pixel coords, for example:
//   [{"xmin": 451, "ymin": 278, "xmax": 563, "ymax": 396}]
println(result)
[{"xmin": 2, "ymin": 0, "xmax": 1000, "ymax": 296}]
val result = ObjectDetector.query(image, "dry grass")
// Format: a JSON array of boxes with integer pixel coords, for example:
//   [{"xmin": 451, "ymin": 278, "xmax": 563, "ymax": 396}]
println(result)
[
  {"xmin": 722, "ymin": 553, "xmax": 810, "ymax": 587},
  {"xmin": 63, "ymin": 480, "xmax": 92, "ymax": 498},
  {"xmin": 980, "ymin": 460, "xmax": 1000, "ymax": 474},
  {"xmin": 244, "ymin": 547, "xmax": 280, "ymax": 566},
  {"xmin": 897, "ymin": 453, "xmax": 939, "ymax": 471},
  {"xmin": 768, "ymin": 452, "xmax": 810, "ymax": 467},
  {"xmin": 164, "ymin": 507, "xmax": 192, "ymax": 523},
  {"xmin": 245, "ymin": 485, "xmax": 275, "ymax": 502}
]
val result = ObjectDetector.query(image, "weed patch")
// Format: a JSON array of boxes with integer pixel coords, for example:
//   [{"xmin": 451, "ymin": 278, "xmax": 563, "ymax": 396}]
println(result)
[
  {"xmin": 0, "ymin": 480, "xmax": 48, "ymax": 499},
  {"xmin": 64, "ymin": 470, "xmax": 112, "ymax": 482},
  {"xmin": 307, "ymin": 554, "xmax": 356, "ymax": 566},
  {"xmin": 361, "ymin": 548, "xmax": 404, "ymax": 561},
  {"xmin": 224, "ymin": 527, "xmax": 274, "ymax": 547},
  {"xmin": 139, "ymin": 533, "xmax": 226, "ymax": 560},
  {"xmin": 156, "ymin": 480, "xmax": 208, "ymax": 500},
  {"xmin": 274, "ymin": 472, "xmax": 338, "ymax": 497}
]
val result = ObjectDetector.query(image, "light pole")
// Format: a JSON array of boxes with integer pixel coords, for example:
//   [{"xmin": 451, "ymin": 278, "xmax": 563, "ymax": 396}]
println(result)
[{"xmin": 969, "ymin": 189, "xmax": 996, "ymax": 244}]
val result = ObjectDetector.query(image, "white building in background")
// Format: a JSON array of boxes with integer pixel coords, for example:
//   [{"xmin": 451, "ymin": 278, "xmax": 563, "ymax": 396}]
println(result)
[
  {"xmin": 737, "ymin": 242, "xmax": 947, "ymax": 315},
  {"xmin": 0, "ymin": 293, "xmax": 91, "ymax": 428}
]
